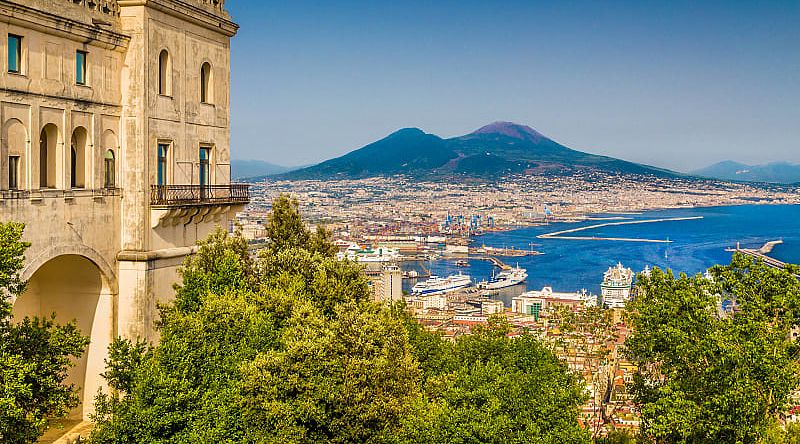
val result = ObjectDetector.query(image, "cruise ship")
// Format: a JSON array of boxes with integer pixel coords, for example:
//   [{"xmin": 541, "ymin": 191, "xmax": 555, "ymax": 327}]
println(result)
[
  {"xmin": 477, "ymin": 266, "xmax": 528, "ymax": 290},
  {"xmin": 336, "ymin": 244, "xmax": 401, "ymax": 263},
  {"xmin": 601, "ymin": 262, "xmax": 634, "ymax": 309},
  {"xmin": 411, "ymin": 273, "xmax": 472, "ymax": 295}
]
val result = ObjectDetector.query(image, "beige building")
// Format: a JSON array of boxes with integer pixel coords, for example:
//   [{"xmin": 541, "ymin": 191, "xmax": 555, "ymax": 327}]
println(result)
[
  {"xmin": 0, "ymin": 0, "xmax": 245, "ymax": 420},
  {"xmin": 363, "ymin": 263, "xmax": 403, "ymax": 303}
]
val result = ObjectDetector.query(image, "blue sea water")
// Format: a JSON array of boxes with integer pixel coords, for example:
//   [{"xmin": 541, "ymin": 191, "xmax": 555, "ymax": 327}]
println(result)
[{"xmin": 405, "ymin": 204, "xmax": 800, "ymax": 297}]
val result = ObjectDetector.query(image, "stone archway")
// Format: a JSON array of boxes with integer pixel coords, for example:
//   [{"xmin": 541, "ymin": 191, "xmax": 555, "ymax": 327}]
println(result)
[{"xmin": 12, "ymin": 254, "xmax": 115, "ymax": 420}]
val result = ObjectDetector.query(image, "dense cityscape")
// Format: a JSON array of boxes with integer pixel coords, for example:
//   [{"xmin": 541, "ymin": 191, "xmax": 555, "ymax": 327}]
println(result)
[
  {"xmin": 240, "ymin": 173, "xmax": 799, "ymax": 237},
  {"xmin": 234, "ymin": 174, "xmax": 800, "ymax": 435}
]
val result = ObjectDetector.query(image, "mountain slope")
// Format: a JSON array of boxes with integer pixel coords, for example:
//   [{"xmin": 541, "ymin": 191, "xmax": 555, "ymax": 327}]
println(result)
[
  {"xmin": 691, "ymin": 161, "xmax": 800, "ymax": 184},
  {"xmin": 281, "ymin": 121, "xmax": 678, "ymax": 180},
  {"xmin": 231, "ymin": 159, "xmax": 294, "ymax": 180},
  {"xmin": 282, "ymin": 128, "xmax": 457, "ymax": 180},
  {"xmin": 446, "ymin": 122, "xmax": 674, "ymax": 176}
]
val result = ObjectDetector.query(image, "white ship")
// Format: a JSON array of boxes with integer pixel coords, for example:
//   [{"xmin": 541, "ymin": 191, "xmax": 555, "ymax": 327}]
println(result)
[
  {"xmin": 477, "ymin": 266, "xmax": 528, "ymax": 290},
  {"xmin": 411, "ymin": 273, "xmax": 472, "ymax": 295},
  {"xmin": 601, "ymin": 262, "xmax": 634, "ymax": 309},
  {"xmin": 336, "ymin": 244, "xmax": 401, "ymax": 263}
]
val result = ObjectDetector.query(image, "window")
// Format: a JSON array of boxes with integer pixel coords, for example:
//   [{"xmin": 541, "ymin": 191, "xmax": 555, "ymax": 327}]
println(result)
[
  {"xmin": 8, "ymin": 156, "xmax": 19, "ymax": 189},
  {"xmin": 158, "ymin": 50, "xmax": 171, "ymax": 96},
  {"xmin": 157, "ymin": 143, "xmax": 169, "ymax": 186},
  {"xmin": 199, "ymin": 147, "xmax": 210, "ymax": 198},
  {"xmin": 70, "ymin": 147, "xmax": 77, "ymax": 188},
  {"xmin": 200, "ymin": 62, "xmax": 211, "ymax": 103},
  {"xmin": 104, "ymin": 150, "xmax": 115, "ymax": 188},
  {"xmin": 528, "ymin": 302, "xmax": 542, "ymax": 321},
  {"xmin": 8, "ymin": 35, "xmax": 21, "ymax": 73},
  {"xmin": 76, "ymin": 50, "xmax": 87, "ymax": 85}
]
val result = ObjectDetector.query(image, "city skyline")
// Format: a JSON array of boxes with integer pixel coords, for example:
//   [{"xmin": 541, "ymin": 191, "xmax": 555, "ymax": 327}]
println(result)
[{"xmin": 227, "ymin": 0, "xmax": 799, "ymax": 171}]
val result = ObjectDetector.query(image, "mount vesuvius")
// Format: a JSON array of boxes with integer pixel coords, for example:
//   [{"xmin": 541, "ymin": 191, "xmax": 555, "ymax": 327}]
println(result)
[{"xmin": 278, "ymin": 122, "xmax": 677, "ymax": 180}]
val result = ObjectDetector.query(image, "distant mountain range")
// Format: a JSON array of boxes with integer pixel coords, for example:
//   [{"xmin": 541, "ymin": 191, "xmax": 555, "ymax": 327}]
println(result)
[
  {"xmin": 231, "ymin": 159, "xmax": 296, "ymax": 180},
  {"xmin": 279, "ymin": 122, "xmax": 677, "ymax": 180},
  {"xmin": 691, "ymin": 161, "xmax": 800, "ymax": 184}
]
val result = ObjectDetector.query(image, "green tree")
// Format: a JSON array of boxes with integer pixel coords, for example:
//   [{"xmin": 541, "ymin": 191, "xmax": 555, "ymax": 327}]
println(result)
[
  {"xmin": 625, "ymin": 254, "xmax": 800, "ymax": 443},
  {"xmin": 265, "ymin": 193, "xmax": 337, "ymax": 257},
  {"xmin": 173, "ymin": 224, "xmax": 256, "ymax": 313},
  {"xmin": 597, "ymin": 429, "xmax": 637, "ymax": 444},
  {"xmin": 0, "ymin": 222, "xmax": 89, "ymax": 443},
  {"xmin": 91, "ymin": 225, "xmax": 276, "ymax": 443},
  {"xmin": 239, "ymin": 301, "xmax": 420, "ymax": 443},
  {"xmin": 90, "ymin": 197, "xmax": 589, "ymax": 443},
  {"xmin": 401, "ymin": 317, "xmax": 590, "ymax": 444}
]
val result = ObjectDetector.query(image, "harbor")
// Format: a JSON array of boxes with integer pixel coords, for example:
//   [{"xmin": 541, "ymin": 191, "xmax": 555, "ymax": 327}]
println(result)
[
  {"xmin": 537, "ymin": 216, "xmax": 704, "ymax": 243},
  {"xmin": 402, "ymin": 205, "xmax": 800, "ymax": 296}
]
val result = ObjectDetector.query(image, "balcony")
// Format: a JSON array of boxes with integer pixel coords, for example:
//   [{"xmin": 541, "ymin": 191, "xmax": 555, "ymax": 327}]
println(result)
[
  {"xmin": 149, "ymin": 184, "xmax": 250, "ymax": 228},
  {"xmin": 150, "ymin": 184, "xmax": 250, "ymax": 208}
]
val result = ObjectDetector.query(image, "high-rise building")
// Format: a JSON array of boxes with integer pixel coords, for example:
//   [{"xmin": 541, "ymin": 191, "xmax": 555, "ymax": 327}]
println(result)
[{"xmin": 0, "ymin": 0, "xmax": 244, "ymax": 419}]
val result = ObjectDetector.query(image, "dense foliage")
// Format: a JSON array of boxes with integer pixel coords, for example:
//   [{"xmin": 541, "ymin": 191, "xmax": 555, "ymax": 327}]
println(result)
[
  {"xmin": 626, "ymin": 255, "xmax": 800, "ymax": 443},
  {"xmin": 90, "ymin": 194, "xmax": 589, "ymax": 443},
  {"xmin": 0, "ymin": 222, "xmax": 89, "ymax": 443}
]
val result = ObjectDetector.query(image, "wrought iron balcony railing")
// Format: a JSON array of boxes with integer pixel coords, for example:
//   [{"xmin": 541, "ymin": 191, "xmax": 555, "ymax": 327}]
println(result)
[{"xmin": 150, "ymin": 184, "xmax": 250, "ymax": 207}]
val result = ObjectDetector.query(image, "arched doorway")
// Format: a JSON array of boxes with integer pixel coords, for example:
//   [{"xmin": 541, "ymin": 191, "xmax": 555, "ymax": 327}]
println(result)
[
  {"xmin": 13, "ymin": 254, "xmax": 115, "ymax": 420},
  {"xmin": 39, "ymin": 123, "xmax": 61, "ymax": 189}
]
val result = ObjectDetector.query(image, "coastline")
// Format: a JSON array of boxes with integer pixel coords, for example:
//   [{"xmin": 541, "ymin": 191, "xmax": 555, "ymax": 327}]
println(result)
[{"xmin": 412, "ymin": 203, "xmax": 800, "ymax": 295}]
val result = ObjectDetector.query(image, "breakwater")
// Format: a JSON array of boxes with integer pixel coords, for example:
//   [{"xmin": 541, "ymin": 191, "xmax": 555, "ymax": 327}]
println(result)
[{"xmin": 537, "ymin": 216, "xmax": 705, "ymax": 243}]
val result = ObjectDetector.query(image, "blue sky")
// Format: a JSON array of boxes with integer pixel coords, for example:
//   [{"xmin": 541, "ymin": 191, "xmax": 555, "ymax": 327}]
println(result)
[{"xmin": 226, "ymin": 1, "xmax": 799, "ymax": 171}]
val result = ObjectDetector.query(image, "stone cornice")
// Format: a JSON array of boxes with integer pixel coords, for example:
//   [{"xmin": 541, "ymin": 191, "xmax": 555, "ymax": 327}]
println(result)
[
  {"xmin": 0, "ymin": 1, "xmax": 130, "ymax": 50},
  {"xmin": 117, "ymin": 0, "xmax": 238, "ymax": 37},
  {"xmin": 68, "ymin": 0, "xmax": 121, "ymax": 17}
]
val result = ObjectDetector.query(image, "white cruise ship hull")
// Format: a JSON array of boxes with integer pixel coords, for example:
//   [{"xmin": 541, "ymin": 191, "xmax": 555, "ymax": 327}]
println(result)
[{"xmin": 412, "ymin": 275, "xmax": 472, "ymax": 295}]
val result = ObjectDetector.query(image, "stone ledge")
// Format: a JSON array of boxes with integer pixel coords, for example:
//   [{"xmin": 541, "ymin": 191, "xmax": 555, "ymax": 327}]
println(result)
[
  {"xmin": 117, "ymin": 245, "xmax": 198, "ymax": 261},
  {"xmin": 0, "ymin": 1, "xmax": 130, "ymax": 49},
  {"xmin": 118, "ymin": 0, "xmax": 238, "ymax": 37}
]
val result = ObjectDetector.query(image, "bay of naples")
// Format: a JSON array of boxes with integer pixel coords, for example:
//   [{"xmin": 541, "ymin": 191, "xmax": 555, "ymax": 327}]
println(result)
[{"xmin": 407, "ymin": 204, "xmax": 800, "ymax": 299}]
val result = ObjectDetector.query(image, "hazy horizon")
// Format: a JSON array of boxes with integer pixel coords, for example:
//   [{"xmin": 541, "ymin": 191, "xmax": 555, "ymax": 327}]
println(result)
[{"xmin": 227, "ymin": 1, "xmax": 799, "ymax": 172}]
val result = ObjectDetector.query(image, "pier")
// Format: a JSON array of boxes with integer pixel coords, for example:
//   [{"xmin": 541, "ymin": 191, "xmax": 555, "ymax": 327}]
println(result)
[
  {"xmin": 537, "ymin": 216, "xmax": 704, "ymax": 243},
  {"xmin": 726, "ymin": 240, "xmax": 789, "ymax": 270},
  {"xmin": 481, "ymin": 256, "xmax": 512, "ymax": 271}
]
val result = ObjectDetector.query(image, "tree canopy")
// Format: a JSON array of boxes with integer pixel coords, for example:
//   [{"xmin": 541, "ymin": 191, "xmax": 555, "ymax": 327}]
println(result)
[
  {"xmin": 625, "ymin": 254, "xmax": 800, "ymax": 443},
  {"xmin": 89, "ymin": 195, "xmax": 589, "ymax": 443},
  {"xmin": 0, "ymin": 222, "xmax": 89, "ymax": 443}
]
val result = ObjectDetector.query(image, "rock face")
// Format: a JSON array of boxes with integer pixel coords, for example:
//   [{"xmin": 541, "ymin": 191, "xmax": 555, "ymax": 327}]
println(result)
[{"xmin": 282, "ymin": 121, "xmax": 677, "ymax": 180}]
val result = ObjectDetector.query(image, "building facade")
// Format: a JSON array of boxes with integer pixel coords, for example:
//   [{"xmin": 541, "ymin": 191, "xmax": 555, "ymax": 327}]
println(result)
[
  {"xmin": 512, "ymin": 286, "xmax": 597, "ymax": 320},
  {"xmin": 0, "ymin": 0, "xmax": 245, "ymax": 419},
  {"xmin": 363, "ymin": 262, "xmax": 403, "ymax": 303}
]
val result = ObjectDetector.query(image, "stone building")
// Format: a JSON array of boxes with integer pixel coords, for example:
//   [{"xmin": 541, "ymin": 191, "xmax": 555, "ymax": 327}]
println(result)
[
  {"xmin": 363, "ymin": 263, "xmax": 403, "ymax": 303},
  {"xmin": 0, "ymin": 0, "xmax": 245, "ymax": 420}
]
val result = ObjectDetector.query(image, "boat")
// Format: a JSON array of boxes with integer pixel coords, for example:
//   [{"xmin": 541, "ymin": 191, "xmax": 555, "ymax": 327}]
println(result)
[
  {"xmin": 336, "ymin": 244, "xmax": 401, "ymax": 263},
  {"xmin": 411, "ymin": 273, "xmax": 472, "ymax": 295},
  {"xmin": 601, "ymin": 262, "xmax": 633, "ymax": 309},
  {"xmin": 455, "ymin": 259, "xmax": 470, "ymax": 267},
  {"xmin": 477, "ymin": 266, "xmax": 528, "ymax": 290}
]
